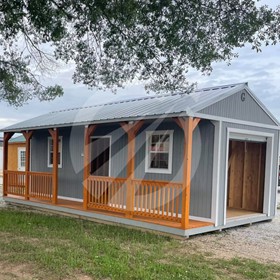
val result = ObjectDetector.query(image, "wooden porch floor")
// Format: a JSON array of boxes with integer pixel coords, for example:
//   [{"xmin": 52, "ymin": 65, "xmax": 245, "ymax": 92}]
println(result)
[
  {"xmin": 6, "ymin": 195, "xmax": 213, "ymax": 230},
  {"xmin": 227, "ymin": 208, "xmax": 262, "ymax": 219}
]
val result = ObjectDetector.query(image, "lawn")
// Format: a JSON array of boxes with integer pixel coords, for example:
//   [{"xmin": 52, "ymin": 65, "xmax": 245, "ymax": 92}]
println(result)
[{"xmin": 0, "ymin": 207, "xmax": 279, "ymax": 280}]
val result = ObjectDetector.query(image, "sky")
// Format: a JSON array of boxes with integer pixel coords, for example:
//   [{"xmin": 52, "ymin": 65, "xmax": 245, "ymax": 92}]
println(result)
[{"xmin": 1, "ymin": 0, "xmax": 280, "ymax": 130}]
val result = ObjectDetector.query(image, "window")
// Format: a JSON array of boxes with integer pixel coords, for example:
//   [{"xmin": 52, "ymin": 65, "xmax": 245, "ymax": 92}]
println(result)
[
  {"xmin": 145, "ymin": 130, "xmax": 173, "ymax": 174},
  {"xmin": 48, "ymin": 137, "xmax": 62, "ymax": 168}
]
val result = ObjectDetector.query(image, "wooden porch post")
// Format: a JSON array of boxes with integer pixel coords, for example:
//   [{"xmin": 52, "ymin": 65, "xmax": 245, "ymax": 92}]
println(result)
[
  {"xmin": 121, "ymin": 121, "xmax": 143, "ymax": 218},
  {"xmin": 174, "ymin": 117, "xmax": 200, "ymax": 229},
  {"xmin": 83, "ymin": 125, "xmax": 96, "ymax": 210},
  {"xmin": 22, "ymin": 131, "xmax": 33, "ymax": 200},
  {"xmin": 3, "ymin": 132, "xmax": 14, "ymax": 196},
  {"xmin": 48, "ymin": 128, "xmax": 58, "ymax": 204}
]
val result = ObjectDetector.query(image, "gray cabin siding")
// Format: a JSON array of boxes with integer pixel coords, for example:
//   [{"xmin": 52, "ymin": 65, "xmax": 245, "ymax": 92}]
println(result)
[
  {"xmin": 199, "ymin": 90, "xmax": 276, "ymax": 126},
  {"xmin": 31, "ymin": 127, "xmax": 85, "ymax": 199},
  {"xmin": 135, "ymin": 120, "xmax": 184, "ymax": 182},
  {"xmin": 190, "ymin": 120, "xmax": 215, "ymax": 219},
  {"xmin": 30, "ymin": 119, "xmax": 215, "ymax": 219},
  {"xmin": 135, "ymin": 119, "xmax": 214, "ymax": 219},
  {"xmin": 217, "ymin": 122, "xmax": 279, "ymax": 226},
  {"xmin": 93, "ymin": 125, "xmax": 128, "ymax": 178},
  {"xmin": 31, "ymin": 124, "xmax": 127, "ymax": 199}
]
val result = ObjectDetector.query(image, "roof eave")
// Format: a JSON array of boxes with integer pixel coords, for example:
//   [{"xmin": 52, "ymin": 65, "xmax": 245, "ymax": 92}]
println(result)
[
  {"xmin": 243, "ymin": 85, "xmax": 280, "ymax": 127},
  {"xmin": 0, "ymin": 111, "xmax": 189, "ymax": 133}
]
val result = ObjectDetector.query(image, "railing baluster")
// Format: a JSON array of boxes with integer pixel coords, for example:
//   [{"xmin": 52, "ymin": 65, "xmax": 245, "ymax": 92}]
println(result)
[
  {"xmin": 145, "ymin": 184, "xmax": 147, "ymax": 213},
  {"xmin": 162, "ymin": 187, "xmax": 165, "ymax": 217},
  {"xmin": 166, "ymin": 187, "xmax": 170, "ymax": 218},
  {"xmin": 117, "ymin": 182, "xmax": 120, "ymax": 208},
  {"xmin": 176, "ymin": 189, "xmax": 179, "ymax": 219},
  {"xmin": 171, "ymin": 188, "xmax": 174, "ymax": 218}
]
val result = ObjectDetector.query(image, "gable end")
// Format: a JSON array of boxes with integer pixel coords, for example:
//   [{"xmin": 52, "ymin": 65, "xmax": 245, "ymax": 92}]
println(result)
[{"xmin": 198, "ymin": 90, "xmax": 277, "ymax": 126}]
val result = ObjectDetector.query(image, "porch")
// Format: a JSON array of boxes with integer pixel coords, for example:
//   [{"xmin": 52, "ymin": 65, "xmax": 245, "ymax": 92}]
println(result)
[
  {"xmin": 3, "ymin": 170, "xmax": 212, "ymax": 230},
  {"xmin": 2, "ymin": 117, "xmax": 213, "ymax": 233}
]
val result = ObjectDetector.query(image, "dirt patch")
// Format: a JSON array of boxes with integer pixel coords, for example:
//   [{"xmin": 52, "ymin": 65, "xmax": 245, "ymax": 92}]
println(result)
[
  {"xmin": 0, "ymin": 263, "xmax": 37, "ymax": 280},
  {"xmin": 0, "ymin": 263, "xmax": 94, "ymax": 280},
  {"xmin": 182, "ymin": 209, "xmax": 280, "ymax": 264}
]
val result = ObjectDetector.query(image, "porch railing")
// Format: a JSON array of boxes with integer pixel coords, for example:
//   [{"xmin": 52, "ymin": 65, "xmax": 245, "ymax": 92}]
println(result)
[
  {"xmin": 133, "ymin": 179, "xmax": 182, "ymax": 222},
  {"xmin": 87, "ymin": 176, "xmax": 183, "ymax": 222},
  {"xmin": 87, "ymin": 176, "xmax": 127, "ymax": 213},
  {"xmin": 4, "ymin": 170, "xmax": 52, "ymax": 201},
  {"xmin": 4, "ymin": 170, "xmax": 183, "ymax": 224},
  {"xmin": 29, "ymin": 172, "xmax": 52, "ymax": 200},
  {"xmin": 4, "ymin": 170, "xmax": 26, "ymax": 197}
]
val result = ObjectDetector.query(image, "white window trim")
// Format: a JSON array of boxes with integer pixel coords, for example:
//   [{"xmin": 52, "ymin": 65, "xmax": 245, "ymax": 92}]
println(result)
[
  {"xmin": 90, "ymin": 135, "xmax": 112, "ymax": 177},
  {"xmin": 145, "ymin": 130, "xmax": 173, "ymax": 174},
  {"xmin": 47, "ymin": 136, "xmax": 63, "ymax": 168}
]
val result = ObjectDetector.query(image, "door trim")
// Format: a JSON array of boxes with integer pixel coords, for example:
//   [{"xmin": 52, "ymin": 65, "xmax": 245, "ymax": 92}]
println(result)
[
  {"xmin": 224, "ymin": 128, "xmax": 274, "ymax": 225},
  {"xmin": 90, "ymin": 135, "xmax": 112, "ymax": 177}
]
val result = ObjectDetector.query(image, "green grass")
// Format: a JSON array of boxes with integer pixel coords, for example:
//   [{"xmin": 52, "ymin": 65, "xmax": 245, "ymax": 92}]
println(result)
[{"xmin": 0, "ymin": 208, "xmax": 279, "ymax": 280}]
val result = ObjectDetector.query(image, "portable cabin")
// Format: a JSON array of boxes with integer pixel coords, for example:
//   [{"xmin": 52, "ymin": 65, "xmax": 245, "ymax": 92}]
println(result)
[
  {"xmin": 2, "ymin": 83, "xmax": 279, "ymax": 237},
  {"xmin": 7, "ymin": 135, "xmax": 26, "ymax": 172}
]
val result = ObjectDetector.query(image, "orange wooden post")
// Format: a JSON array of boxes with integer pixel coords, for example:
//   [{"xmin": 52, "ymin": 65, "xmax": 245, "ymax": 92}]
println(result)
[
  {"xmin": 3, "ymin": 132, "xmax": 14, "ymax": 196},
  {"xmin": 22, "ymin": 131, "xmax": 33, "ymax": 200},
  {"xmin": 83, "ymin": 125, "xmax": 96, "ymax": 210},
  {"xmin": 121, "ymin": 121, "xmax": 143, "ymax": 218},
  {"xmin": 48, "ymin": 128, "xmax": 59, "ymax": 204},
  {"xmin": 174, "ymin": 117, "xmax": 200, "ymax": 229}
]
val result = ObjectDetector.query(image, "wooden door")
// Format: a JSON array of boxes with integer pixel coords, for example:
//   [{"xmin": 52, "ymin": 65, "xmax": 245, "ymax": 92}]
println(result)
[
  {"xmin": 227, "ymin": 140, "xmax": 266, "ymax": 212},
  {"xmin": 17, "ymin": 147, "xmax": 26, "ymax": 171},
  {"xmin": 90, "ymin": 137, "xmax": 110, "ymax": 176}
]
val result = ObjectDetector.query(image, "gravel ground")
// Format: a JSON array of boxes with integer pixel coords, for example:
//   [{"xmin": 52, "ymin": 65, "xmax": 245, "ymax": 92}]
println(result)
[
  {"xmin": 183, "ymin": 192, "xmax": 280, "ymax": 264},
  {"xmin": 1, "ymin": 184, "xmax": 280, "ymax": 264},
  {"xmin": 187, "ymin": 209, "xmax": 280, "ymax": 264}
]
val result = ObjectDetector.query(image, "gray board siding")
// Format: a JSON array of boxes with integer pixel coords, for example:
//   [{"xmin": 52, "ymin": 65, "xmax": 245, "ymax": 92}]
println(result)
[
  {"xmin": 93, "ymin": 125, "xmax": 128, "ymax": 178},
  {"xmin": 135, "ymin": 120, "xmax": 184, "ymax": 182},
  {"xmin": 30, "ymin": 119, "xmax": 214, "ymax": 219},
  {"xmin": 31, "ymin": 127, "xmax": 85, "ymax": 199},
  {"xmin": 217, "ymin": 122, "xmax": 279, "ymax": 226},
  {"xmin": 31, "ymin": 125, "xmax": 127, "ymax": 199},
  {"xmin": 135, "ymin": 119, "xmax": 214, "ymax": 219},
  {"xmin": 190, "ymin": 121, "xmax": 214, "ymax": 219},
  {"xmin": 199, "ymin": 90, "xmax": 276, "ymax": 126}
]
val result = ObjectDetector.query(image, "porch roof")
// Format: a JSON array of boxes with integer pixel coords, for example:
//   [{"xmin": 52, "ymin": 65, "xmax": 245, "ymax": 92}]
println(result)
[{"xmin": 2, "ymin": 83, "xmax": 275, "ymax": 132}]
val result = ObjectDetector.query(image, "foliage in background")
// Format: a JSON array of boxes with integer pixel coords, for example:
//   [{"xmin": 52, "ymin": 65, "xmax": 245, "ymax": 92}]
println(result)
[{"xmin": 1, "ymin": 1, "xmax": 280, "ymax": 105}]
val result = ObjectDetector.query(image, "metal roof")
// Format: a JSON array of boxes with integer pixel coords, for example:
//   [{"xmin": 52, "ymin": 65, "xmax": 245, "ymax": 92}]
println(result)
[
  {"xmin": 2, "ymin": 83, "xmax": 277, "ymax": 132},
  {"xmin": 9, "ymin": 135, "xmax": 25, "ymax": 143}
]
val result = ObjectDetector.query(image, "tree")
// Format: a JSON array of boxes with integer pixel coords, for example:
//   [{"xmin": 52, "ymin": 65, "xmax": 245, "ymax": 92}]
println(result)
[{"xmin": 1, "ymin": 0, "xmax": 280, "ymax": 106}]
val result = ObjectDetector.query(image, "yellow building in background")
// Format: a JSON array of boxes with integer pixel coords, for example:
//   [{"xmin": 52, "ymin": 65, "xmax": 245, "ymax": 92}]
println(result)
[{"xmin": 8, "ymin": 135, "xmax": 26, "ymax": 171}]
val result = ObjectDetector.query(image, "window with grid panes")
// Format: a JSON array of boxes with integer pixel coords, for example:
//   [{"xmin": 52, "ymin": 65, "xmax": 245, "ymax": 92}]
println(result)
[{"xmin": 145, "ymin": 131, "xmax": 173, "ymax": 174}]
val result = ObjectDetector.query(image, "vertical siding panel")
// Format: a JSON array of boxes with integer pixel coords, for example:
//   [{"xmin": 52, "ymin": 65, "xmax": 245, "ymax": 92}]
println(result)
[
  {"xmin": 189, "ymin": 121, "xmax": 215, "ymax": 219},
  {"xmin": 199, "ymin": 90, "xmax": 276, "ymax": 125}
]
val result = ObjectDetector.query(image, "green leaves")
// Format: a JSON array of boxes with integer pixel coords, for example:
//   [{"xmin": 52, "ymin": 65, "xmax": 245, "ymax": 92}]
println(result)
[{"xmin": 1, "ymin": 0, "xmax": 280, "ymax": 105}]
